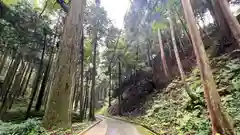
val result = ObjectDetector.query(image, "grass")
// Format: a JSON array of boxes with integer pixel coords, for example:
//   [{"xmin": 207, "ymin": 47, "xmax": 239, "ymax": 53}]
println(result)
[
  {"xmin": 135, "ymin": 125, "xmax": 156, "ymax": 135},
  {"xmin": 96, "ymin": 105, "xmax": 108, "ymax": 116}
]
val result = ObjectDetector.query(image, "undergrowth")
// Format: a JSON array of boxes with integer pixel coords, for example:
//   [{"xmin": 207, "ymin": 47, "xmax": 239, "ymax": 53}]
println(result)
[
  {"xmin": 122, "ymin": 55, "xmax": 240, "ymax": 135},
  {"xmin": 0, "ymin": 118, "xmax": 92, "ymax": 135},
  {"xmin": 0, "ymin": 118, "xmax": 47, "ymax": 135}
]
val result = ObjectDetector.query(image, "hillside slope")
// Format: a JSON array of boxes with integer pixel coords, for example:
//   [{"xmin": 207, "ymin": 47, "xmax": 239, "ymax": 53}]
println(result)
[{"xmin": 118, "ymin": 53, "xmax": 240, "ymax": 134}]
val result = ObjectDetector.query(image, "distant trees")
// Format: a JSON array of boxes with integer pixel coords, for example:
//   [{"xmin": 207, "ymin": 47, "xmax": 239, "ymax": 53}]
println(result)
[{"xmin": 1, "ymin": 0, "xmax": 240, "ymax": 133}]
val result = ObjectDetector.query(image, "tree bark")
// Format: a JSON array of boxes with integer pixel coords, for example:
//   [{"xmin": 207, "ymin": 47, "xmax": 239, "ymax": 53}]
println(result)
[
  {"xmin": 207, "ymin": 0, "xmax": 236, "ymax": 54},
  {"xmin": 73, "ymin": 71, "xmax": 80, "ymax": 111},
  {"xmin": 108, "ymin": 65, "xmax": 111, "ymax": 107},
  {"xmin": 0, "ymin": 60, "xmax": 24, "ymax": 118},
  {"xmin": 118, "ymin": 60, "xmax": 122, "ymax": 116},
  {"xmin": 35, "ymin": 46, "xmax": 54, "ymax": 111},
  {"xmin": 17, "ymin": 62, "xmax": 31, "ymax": 97},
  {"xmin": 8, "ymin": 61, "xmax": 26, "ymax": 109},
  {"xmin": 0, "ymin": 48, "xmax": 8, "ymax": 74},
  {"xmin": 0, "ymin": 54, "xmax": 21, "ymax": 99},
  {"xmin": 217, "ymin": 0, "xmax": 240, "ymax": 47},
  {"xmin": 42, "ymin": 0, "xmax": 86, "ymax": 129},
  {"xmin": 168, "ymin": 11, "xmax": 198, "ymax": 101},
  {"xmin": 21, "ymin": 66, "xmax": 33, "ymax": 97},
  {"xmin": 88, "ymin": 29, "xmax": 97, "ymax": 121},
  {"xmin": 25, "ymin": 33, "xmax": 47, "ymax": 119},
  {"xmin": 78, "ymin": 30, "xmax": 85, "ymax": 121},
  {"xmin": 157, "ymin": 28, "xmax": 169, "ymax": 78},
  {"xmin": 83, "ymin": 70, "xmax": 90, "ymax": 119},
  {"xmin": 181, "ymin": 0, "xmax": 235, "ymax": 134}
]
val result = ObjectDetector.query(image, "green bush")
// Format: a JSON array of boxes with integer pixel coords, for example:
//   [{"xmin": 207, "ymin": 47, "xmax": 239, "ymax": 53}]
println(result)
[{"xmin": 0, "ymin": 119, "xmax": 47, "ymax": 135}]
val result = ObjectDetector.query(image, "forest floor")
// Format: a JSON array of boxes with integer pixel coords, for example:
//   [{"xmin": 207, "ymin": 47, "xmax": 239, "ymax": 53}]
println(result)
[
  {"xmin": 0, "ymin": 99, "xmax": 95, "ymax": 135},
  {"xmin": 108, "ymin": 53, "xmax": 240, "ymax": 135}
]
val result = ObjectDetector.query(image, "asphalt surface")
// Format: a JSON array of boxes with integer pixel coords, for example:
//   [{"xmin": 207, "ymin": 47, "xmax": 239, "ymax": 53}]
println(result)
[{"xmin": 83, "ymin": 115, "xmax": 142, "ymax": 135}]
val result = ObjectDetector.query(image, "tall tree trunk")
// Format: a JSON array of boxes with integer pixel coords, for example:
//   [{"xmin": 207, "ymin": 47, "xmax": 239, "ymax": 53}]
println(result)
[
  {"xmin": 169, "ymin": 13, "xmax": 198, "ymax": 101},
  {"xmin": 21, "ymin": 66, "xmax": 33, "ymax": 97},
  {"xmin": 173, "ymin": 5, "xmax": 192, "ymax": 44},
  {"xmin": 0, "ymin": 48, "xmax": 8, "ymax": 74},
  {"xmin": 146, "ymin": 40, "xmax": 152, "ymax": 67},
  {"xmin": 0, "ymin": 60, "xmax": 24, "ymax": 118},
  {"xmin": 42, "ymin": 0, "xmax": 86, "ymax": 129},
  {"xmin": 217, "ymin": 0, "xmax": 240, "ymax": 47},
  {"xmin": 35, "ymin": 46, "xmax": 54, "ymax": 111},
  {"xmin": 118, "ymin": 60, "xmax": 122, "ymax": 116},
  {"xmin": 18, "ymin": 62, "xmax": 31, "ymax": 97},
  {"xmin": 43, "ymin": 51, "xmax": 57, "ymax": 109},
  {"xmin": 73, "ymin": 71, "xmax": 80, "ymax": 111},
  {"xmin": 157, "ymin": 28, "xmax": 169, "ymax": 78},
  {"xmin": 79, "ymin": 30, "xmax": 85, "ymax": 121},
  {"xmin": 83, "ymin": 71, "xmax": 90, "ymax": 119},
  {"xmin": 25, "ymin": 33, "xmax": 47, "ymax": 119},
  {"xmin": 89, "ymin": 30, "xmax": 97, "ymax": 121},
  {"xmin": 181, "ymin": 0, "xmax": 235, "ymax": 134},
  {"xmin": 207, "ymin": 0, "xmax": 235, "ymax": 54},
  {"xmin": 8, "ymin": 61, "xmax": 26, "ymax": 109},
  {"xmin": 108, "ymin": 65, "xmax": 111, "ymax": 107},
  {"xmin": 0, "ymin": 54, "xmax": 21, "ymax": 99}
]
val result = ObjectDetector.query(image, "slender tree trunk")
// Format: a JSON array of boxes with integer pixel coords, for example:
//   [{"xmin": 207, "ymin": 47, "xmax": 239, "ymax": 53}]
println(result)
[
  {"xmin": 146, "ymin": 41, "xmax": 151, "ymax": 67},
  {"xmin": 89, "ymin": 30, "xmax": 97, "ymax": 121},
  {"xmin": 173, "ymin": 5, "xmax": 192, "ymax": 43},
  {"xmin": 217, "ymin": 0, "xmax": 240, "ymax": 47},
  {"xmin": 8, "ymin": 61, "xmax": 26, "ymax": 109},
  {"xmin": 35, "ymin": 46, "xmax": 54, "ymax": 111},
  {"xmin": 83, "ymin": 71, "xmax": 90, "ymax": 119},
  {"xmin": 168, "ymin": 13, "xmax": 197, "ymax": 101},
  {"xmin": 0, "ymin": 48, "xmax": 8, "ymax": 74},
  {"xmin": 79, "ymin": 30, "xmax": 85, "ymax": 121},
  {"xmin": 43, "ymin": 51, "xmax": 56, "ymax": 109},
  {"xmin": 43, "ymin": 0, "xmax": 86, "ymax": 129},
  {"xmin": 157, "ymin": 28, "xmax": 169, "ymax": 78},
  {"xmin": 18, "ymin": 62, "xmax": 31, "ymax": 97},
  {"xmin": 25, "ymin": 33, "xmax": 47, "ymax": 119},
  {"xmin": 181, "ymin": 0, "xmax": 235, "ymax": 134},
  {"xmin": 0, "ymin": 54, "xmax": 21, "ymax": 99},
  {"xmin": 9, "ymin": 61, "xmax": 27, "ymax": 109},
  {"xmin": 21, "ymin": 66, "xmax": 33, "ymax": 97},
  {"xmin": 178, "ymin": 36, "xmax": 186, "ymax": 54},
  {"xmin": 108, "ymin": 65, "xmax": 111, "ymax": 107},
  {"xmin": 207, "ymin": 0, "xmax": 235, "ymax": 54},
  {"xmin": 0, "ymin": 59, "xmax": 23, "ymax": 118},
  {"xmin": 73, "ymin": 71, "xmax": 80, "ymax": 111},
  {"xmin": 118, "ymin": 60, "xmax": 122, "ymax": 116}
]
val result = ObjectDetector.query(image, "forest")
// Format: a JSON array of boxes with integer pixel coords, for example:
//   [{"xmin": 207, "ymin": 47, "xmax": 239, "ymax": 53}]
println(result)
[{"xmin": 1, "ymin": 0, "xmax": 240, "ymax": 134}]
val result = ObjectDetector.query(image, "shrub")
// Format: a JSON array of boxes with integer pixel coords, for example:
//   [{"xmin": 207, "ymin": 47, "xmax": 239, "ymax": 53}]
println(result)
[{"xmin": 0, "ymin": 119, "xmax": 47, "ymax": 135}]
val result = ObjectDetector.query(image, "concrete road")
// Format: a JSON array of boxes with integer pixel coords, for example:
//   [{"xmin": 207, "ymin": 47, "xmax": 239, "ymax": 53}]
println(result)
[{"xmin": 82, "ymin": 115, "xmax": 143, "ymax": 135}]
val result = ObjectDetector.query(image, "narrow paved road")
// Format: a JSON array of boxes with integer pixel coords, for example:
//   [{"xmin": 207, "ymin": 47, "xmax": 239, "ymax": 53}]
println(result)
[{"xmin": 83, "ymin": 115, "xmax": 142, "ymax": 135}]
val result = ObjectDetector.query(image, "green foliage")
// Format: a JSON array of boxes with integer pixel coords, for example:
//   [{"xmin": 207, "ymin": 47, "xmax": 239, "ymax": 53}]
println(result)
[
  {"xmin": 0, "ymin": 119, "xmax": 47, "ymax": 135},
  {"xmin": 3, "ymin": 0, "xmax": 19, "ymax": 5},
  {"xmin": 120, "ymin": 56, "xmax": 240, "ymax": 134},
  {"xmin": 151, "ymin": 21, "xmax": 168, "ymax": 32}
]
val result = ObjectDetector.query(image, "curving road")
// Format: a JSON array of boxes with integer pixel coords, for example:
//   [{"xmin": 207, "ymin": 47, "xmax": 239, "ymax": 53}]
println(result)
[{"xmin": 82, "ymin": 115, "xmax": 143, "ymax": 135}]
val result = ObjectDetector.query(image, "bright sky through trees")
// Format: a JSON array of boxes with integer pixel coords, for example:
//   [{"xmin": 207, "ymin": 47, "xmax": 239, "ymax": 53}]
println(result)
[{"xmin": 101, "ymin": 0, "xmax": 130, "ymax": 28}]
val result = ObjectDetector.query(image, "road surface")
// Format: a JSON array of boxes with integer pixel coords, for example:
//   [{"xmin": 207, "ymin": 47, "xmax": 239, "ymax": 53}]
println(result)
[{"xmin": 82, "ymin": 115, "xmax": 143, "ymax": 135}]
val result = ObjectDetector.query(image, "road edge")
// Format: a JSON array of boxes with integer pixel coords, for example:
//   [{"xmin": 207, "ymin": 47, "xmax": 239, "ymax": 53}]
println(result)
[
  {"xmin": 77, "ymin": 117, "xmax": 103, "ymax": 135},
  {"xmin": 108, "ymin": 116, "xmax": 160, "ymax": 135}
]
